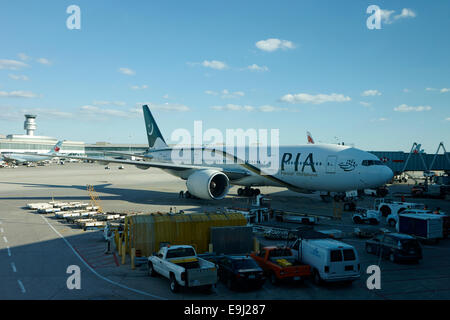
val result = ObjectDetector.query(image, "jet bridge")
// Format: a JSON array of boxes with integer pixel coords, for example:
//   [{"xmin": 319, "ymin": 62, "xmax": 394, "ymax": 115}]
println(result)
[{"xmin": 370, "ymin": 142, "xmax": 450, "ymax": 175}]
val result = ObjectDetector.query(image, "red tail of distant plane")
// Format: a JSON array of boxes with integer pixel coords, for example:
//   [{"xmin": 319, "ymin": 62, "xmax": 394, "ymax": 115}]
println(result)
[{"xmin": 307, "ymin": 131, "xmax": 315, "ymax": 144}]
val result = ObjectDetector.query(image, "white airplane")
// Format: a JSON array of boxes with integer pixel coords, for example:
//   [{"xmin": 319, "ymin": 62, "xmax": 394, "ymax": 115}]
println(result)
[
  {"xmin": 1, "ymin": 140, "xmax": 64, "ymax": 164},
  {"xmin": 33, "ymin": 106, "xmax": 393, "ymax": 201}
]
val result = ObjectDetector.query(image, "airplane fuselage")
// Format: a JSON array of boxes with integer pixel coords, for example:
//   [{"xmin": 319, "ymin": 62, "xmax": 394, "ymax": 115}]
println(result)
[
  {"xmin": 146, "ymin": 144, "xmax": 393, "ymax": 193},
  {"xmin": 1, "ymin": 153, "xmax": 52, "ymax": 164}
]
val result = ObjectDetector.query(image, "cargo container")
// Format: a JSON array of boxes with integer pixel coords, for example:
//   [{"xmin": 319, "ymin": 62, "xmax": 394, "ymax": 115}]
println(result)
[
  {"xmin": 398, "ymin": 214, "xmax": 443, "ymax": 241},
  {"xmin": 122, "ymin": 212, "xmax": 247, "ymax": 256}
]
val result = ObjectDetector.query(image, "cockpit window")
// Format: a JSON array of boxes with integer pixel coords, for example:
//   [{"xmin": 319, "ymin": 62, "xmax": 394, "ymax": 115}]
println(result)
[{"xmin": 362, "ymin": 160, "xmax": 383, "ymax": 166}]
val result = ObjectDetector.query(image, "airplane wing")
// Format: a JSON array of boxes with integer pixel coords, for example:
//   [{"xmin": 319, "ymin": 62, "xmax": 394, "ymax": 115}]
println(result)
[
  {"xmin": 24, "ymin": 153, "xmax": 252, "ymax": 180},
  {"xmin": 101, "ymin": 151, "xmax": 152, "ymax": 159},
  {"xmin": 20, "ymin": 150, "xmax": 312, "ymax": 193}
]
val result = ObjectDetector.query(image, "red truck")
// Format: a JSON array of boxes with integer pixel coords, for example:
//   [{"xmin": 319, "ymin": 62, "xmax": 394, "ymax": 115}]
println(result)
[{"xmin": 250, "ymin": 246, "xmax": 311, "ymax": 284}]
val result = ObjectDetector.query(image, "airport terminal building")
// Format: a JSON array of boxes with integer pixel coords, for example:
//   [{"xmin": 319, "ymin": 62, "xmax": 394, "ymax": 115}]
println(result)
[{"xmin": 0, "ymin": 115, "xmax": 84, "ymax": 155}]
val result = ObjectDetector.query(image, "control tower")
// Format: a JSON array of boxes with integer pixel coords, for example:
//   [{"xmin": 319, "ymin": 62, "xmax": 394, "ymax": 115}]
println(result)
[{"xmin": 24, "ymin": 114, "xmax": 37, "ymax": 136}]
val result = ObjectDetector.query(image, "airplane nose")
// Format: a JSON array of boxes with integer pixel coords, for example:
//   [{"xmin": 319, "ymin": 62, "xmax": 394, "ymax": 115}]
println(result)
[{"xmin": 383, "ymin": 166, "xmax": 394, "ymax": 183}]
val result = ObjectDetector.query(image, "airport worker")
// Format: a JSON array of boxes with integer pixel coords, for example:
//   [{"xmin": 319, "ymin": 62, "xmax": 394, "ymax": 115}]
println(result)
[{"xmin": 104, "ymin": 223, "xmax": 114, "ymax": 254}]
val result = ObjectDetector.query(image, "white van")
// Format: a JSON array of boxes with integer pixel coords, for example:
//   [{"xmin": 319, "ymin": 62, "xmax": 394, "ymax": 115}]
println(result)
[{"xmin": 290, "ymin": 238, "xmax": 360, "ymax": 284}]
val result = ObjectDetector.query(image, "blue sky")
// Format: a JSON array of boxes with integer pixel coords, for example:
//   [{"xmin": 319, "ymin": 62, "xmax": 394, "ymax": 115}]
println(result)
[{"xmin": 0, "ymin": 0, "xmax": 449, "ymax": 152}]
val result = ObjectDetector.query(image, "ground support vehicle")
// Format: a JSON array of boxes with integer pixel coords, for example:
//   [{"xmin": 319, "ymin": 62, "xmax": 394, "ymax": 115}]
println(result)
[
  {"xmin": 250, "ymin": 246, "xmax": 311, "ymax": 285},
  {"xmin": 148, "ymin": 245, "xmax": 217, "ymax": 293}
]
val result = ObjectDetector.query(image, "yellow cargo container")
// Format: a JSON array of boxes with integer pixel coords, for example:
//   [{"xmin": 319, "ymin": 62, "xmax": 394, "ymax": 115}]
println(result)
[{"xmin": 123, "ymin": 212, "xmax": 247, "ymax": 256}]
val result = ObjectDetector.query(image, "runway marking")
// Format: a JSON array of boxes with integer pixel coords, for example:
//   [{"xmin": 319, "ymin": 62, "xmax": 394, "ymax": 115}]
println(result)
[
  {"xmin": 7, "ymin": 246, "xmax": 11, "ymax": 256},
  {"xmin": 11, "ymin": 262, "xmax": 17, "ymax": 272},
  {"xmin": 0, "ymin": 228, "xmax": 4, "ymax": 233},
  {"xmin": 17, "ymin": 280, "xmax": 26, "ymax": 293},
  {"xmin": 40, "ymin": 215, "xmax": 167, "ymax": 300},
  {"xmin": 3, "ymin": 236, "xmax": 7, "ymax": 243}
]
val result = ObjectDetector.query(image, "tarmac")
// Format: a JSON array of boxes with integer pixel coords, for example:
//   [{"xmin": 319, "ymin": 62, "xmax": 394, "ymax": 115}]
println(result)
[{"xmin": 0, "ymin": 162, "xmax": 449, "ymax": 300}]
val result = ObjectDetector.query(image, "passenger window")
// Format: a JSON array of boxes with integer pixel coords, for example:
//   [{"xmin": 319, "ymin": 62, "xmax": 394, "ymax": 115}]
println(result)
[
  {"xmin": 343, "ymin": 249, "xmax": 356, "ymax": 261},
  {"xmin": 330, "ymin": 250, "xmax": 342, "ymax": 262}
]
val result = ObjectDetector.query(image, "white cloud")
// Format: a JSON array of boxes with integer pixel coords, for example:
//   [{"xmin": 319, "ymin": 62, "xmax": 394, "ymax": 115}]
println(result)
[
  {"xmin": 426, "ymin": 87, "xmax": 449, "ymax": 93},
  {"xmin": 381, "ymin": 8, "xmax": 416, "ymax": 24},
  {"xmin": 205, "ymin": 90, "xmax": 218, "ymax": 96},
  {"xmin": 205, "ymin": 89, "xmax": 245, "ymax": 99},
  {"xmin": 23, "ymin": 108, "xmax": 74, "ymax": 119},
  {"xmin": 17, "ymin": 53, "xmax": 30, "ymax": 61},
  {"xmin": 36, "ymin": 58, "xmax": 51, "ymax": 65},
  {"xmin": 394, "ymin": 104, "xmax": 432, "ymax": 112},
  {"xmin": 0, "ymin": 105, "xmax": 73, "ymax": 120},
  {"xmin": 395, "ymin": 8, "xmax": 416, "ymax": 20},
  {"xmin": 255, "ymin": 38, "xmax": 295, "ymax": 52},
  {"xmin": 379, "ymin": 9, "xmax": 396, "ymax": 24},
  {"xmin": 93, "ymin": 100, "xmax": 126, "ymax": 107},
  {"xmin": 360, "ymin": 101, "xmax": 371, "ymax": 107},
  {"xmin": 8, "ymin": 74, "xmax": 29, "ymax": 81},
  {"xmin": 403, "ymin": 88, "xmax": 411, "ymax": 93},
  {"xmin": 0, "ymin": 90, "xmax": 38, "ymax": 98},
  {"xmin": 259, "ymin": 105, "xmax": 288, "ymax": 112},
  {"xmin": 80, "ymin": 105, "xmax": 131, "ymax": 118},
  {"xmin": 118, "ymin": 67, "xmax": 136, "ymax": 75},
  {"xmin": 130, "ymin": 84, "xmax": 148, "ymax": 90},
  {"xmin": 201, "ymin": 60, "xmax": 227, "ymax": 70},
  {"xmin": 446, "ymin": 117, "xmax": 450, "ymax": 121},
  {"xmin": 247, "ymin": 64, "xmax": 269, "ymax": 72},
  {"xmin": 361, "ymin": 89, "xmax": 382, "ymax": 96},
  {"xmin": 221, "ymin": 89, "xmax": 244, "ymax": 99},
  {"xmin": 280, "ymin": 93, "xmax": 351, "ymax": 104},
  {"xmin": 136, "ymin": 102, "xmax": 190, "ymax": 112},
  {"xmin": 0, "ymin": 59, "xmax": 29, "ymax": 70},
  {"xmin": 211, "ymin": 104, "xmax": 254, "ymax": 112},
  {"xmin": 211, "ymin": 104, "xmax": 288, "ymax": 113},
  {"xmin": 162, "ymin": 94, "xmax": 169, "ymax": 99},
  {"xmin": 371, "ymin": 117, "xmax": 389, "ymax": 122}
]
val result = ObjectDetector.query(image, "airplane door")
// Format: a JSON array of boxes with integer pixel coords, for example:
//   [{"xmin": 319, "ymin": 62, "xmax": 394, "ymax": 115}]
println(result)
[{"xmin": 326, "ymin": 156, "xmax": 337, "ymax": 173}]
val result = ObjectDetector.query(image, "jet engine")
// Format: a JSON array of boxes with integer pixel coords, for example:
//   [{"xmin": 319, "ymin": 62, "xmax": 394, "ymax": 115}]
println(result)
[{"xmin": 186, "ymin": 170, "xmax": 230, "ymax": 200}]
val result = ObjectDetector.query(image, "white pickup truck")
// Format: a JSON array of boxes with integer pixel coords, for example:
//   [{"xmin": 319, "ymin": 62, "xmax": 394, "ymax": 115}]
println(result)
[{"xmin": 147, "ymin": 245, "xmax": 217, "ymax": 293}]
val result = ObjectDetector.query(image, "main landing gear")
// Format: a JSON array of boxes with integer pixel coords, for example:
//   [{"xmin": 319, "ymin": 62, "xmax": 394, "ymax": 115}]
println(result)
[
  {"xmin": 179, "ymin": 190, "xmax": 196, "ymax": 199},
  {"xmin": 237, "ymin": 187, "xmax": 261, "ymax": 197},
  {"xmin": 320, "ymin": 193, "xmax": 332, "ymax": 203}
]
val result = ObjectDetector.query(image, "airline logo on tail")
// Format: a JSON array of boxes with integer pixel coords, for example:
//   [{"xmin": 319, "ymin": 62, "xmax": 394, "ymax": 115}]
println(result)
[
  {"xmin": 307, "ymin": 131, "xmax": 315, "ymax": 144},
  {"xmin": 142, "ymin": 105, "xmax": 168, "ymax": 149},
  {"xmin": 50, "ymin": 140, "xmax": 64, "ymax": 154},
  {"xmin": 413, "ymin": 144, "xmax": 424, "ymax": 154}
]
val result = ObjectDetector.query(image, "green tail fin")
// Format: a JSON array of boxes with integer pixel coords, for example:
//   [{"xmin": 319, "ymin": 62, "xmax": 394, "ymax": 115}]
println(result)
[{"xmin": 142, "ymin": 105, "xmax": 167, "ymax": 149}]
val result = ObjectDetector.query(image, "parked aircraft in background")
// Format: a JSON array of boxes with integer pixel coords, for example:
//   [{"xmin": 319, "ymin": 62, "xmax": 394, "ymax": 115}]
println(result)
[
  {"xmin": 1, "ymin": 140, "xmax": 64, "ymax": 164},
  {"xmin": 31, "ymin": 106, "xmax": 393, "ymax": 201}
]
